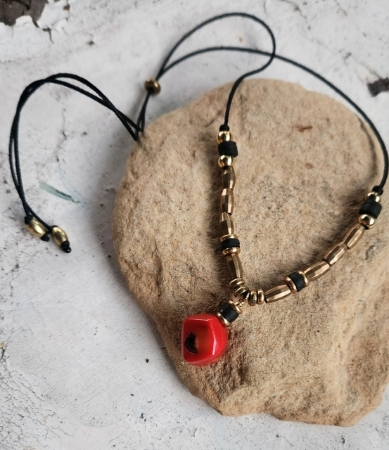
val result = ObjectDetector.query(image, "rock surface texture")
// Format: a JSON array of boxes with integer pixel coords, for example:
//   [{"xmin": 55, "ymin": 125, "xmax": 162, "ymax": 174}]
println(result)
[{"xmin": 113, "ymin": 79, "xmax": 389, "ymax": 426}]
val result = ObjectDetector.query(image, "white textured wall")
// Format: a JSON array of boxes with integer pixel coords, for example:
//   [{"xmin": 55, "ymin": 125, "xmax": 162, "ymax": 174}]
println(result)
[{"xmin": 1, "ymin": 1, "xmax": 389, "ymax": 448}]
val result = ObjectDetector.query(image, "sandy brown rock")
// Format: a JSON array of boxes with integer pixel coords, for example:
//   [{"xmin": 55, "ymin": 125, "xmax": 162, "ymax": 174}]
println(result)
[{"xmin": 112, "ymin": 79, "xmax": 389, "ymax": 426}]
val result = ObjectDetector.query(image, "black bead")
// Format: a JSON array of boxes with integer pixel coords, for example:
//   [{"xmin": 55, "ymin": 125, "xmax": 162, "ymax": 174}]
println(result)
[
  {"xmin": 61, "ymin": 240, "xmax": 72, "ymax": 253},
  {"xmin": 288, "ymin": 272, "xmax": 306, "ymax": 292},
  {"xmin": 218, "ymin": 302, "xmax": 239, "ymax": 323},
  {"xmin": 359, "ymin": 198, "xmax": 382, "ymax": 219},
  {"xmin": 221, "ymin": 238, "xmax": 240, "ymax": 251},
  {"xmin": 40, "ymin": 232, "xmax": 50, "ymax": 242},
  {"xmin": 218, "ymin": 141, "xmax": 238, "ymax": 157}
]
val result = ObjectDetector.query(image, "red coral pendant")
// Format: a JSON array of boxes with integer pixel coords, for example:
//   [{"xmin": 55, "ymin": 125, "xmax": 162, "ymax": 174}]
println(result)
[{"xmin": 181, "ymin": 313, "xmax": 228, "ymax": 366}]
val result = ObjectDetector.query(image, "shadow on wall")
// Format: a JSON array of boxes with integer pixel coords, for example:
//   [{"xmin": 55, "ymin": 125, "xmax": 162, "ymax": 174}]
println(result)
[{"xmin": 0, "ymin": 0, "xmax": 47, "ymax": 26}]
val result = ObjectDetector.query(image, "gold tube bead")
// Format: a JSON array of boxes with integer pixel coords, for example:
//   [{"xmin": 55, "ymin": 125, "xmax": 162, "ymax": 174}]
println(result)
[
  {"xmin": 342, "ymin": 223, "xmax": 365, "ymax": 249},
  {"xmin": 221, "ymin": 166, "xmax": 236, "ymax": 189},
  {"xmin": 265, "ymin": 285, "xmax": 292, "ymax": 303},
  {"xmin": 323, "ymin": 242, "xmax": 347, "ymax": 266},
  {"xmin": 359, "ymin": 214, "xmax": 375, "ymax": 229},
  {"xmin": 220, "ymin": 188, "xmax": 234, "ymax": 214},
  {"xmin": 229, "ymin": 277, "xmax": 245, "ymax": 289},
  {"xmin": 217, "ymin": 130, "xmax": 233, "ymax": 144},
  {"xmin": 226, "ymin": 254, "xmax": 243, "ymax": 279},
  {"xmin": 220, "ymin": 212, "xmax": 234, "ymax": 236},
  {"xmin": 26, "ymin": 218, "xmax": 47, "ymax": 238},
  {"xmin": 218, "ymin": 155, "xmax": 234, "ymax": 168},
  {"xmin": 303, "ymin": 261, "xmax": 330, "ymax": 282}
]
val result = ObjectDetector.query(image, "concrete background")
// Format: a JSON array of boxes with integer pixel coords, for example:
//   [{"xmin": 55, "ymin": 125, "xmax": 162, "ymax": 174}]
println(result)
[{"xmin": 1, "ymin": 1, "xmax": 389, "ymax": 448}]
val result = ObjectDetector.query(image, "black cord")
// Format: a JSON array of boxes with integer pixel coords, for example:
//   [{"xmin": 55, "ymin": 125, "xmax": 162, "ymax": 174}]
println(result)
[{"xmin": 8, "ymin": 12, "xmax": 388, "ymax": 253}]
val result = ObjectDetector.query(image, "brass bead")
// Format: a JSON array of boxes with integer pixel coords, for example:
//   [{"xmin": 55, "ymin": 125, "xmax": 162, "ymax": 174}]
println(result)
[
  {"xmin": 247, "ymin": 289, "xmax": 258, "ymax": 306},
  {"xmin": 217, "ymin": 130, "xmax": 233, "ymax": 144},
  {"xmin": 220, "ymin": 188, "xmax": 234, "ymax": 214},
  {"xmin": 221, "ymin": 166, "xmax": 236, "ymax": 189},
  {"xmin": 265, "ymin": 285, "xmax": 292, "ymax": 303},
  {"xmin": 218, "ymin": 155, "xmax": 234, "ymax": 168},
  {"xmin": 303, "ymin": 261, "xmax": 330, "ymax": 282},
  {"xmin": 226, "ymin": 254, "xmax": 243, "ymax": 279},
  {"xmin": 144, "ymin": 78, "xmax": 161, "ymax": 95},
  {"xmin": 51, "ymin": 226, "xmax": 69, "ymax": 246},
  {"xmin": 257, "ymin": 289, "xmax": 265, "ymax": 305},
  {"xmin": 228, "ymin": 299, "xmax": 244, "ymax": 314},
  {"xmin": 229, "ymin": 278, "xmax": 245, "ymax": 289},
  {"xmin": 343, "ymin": 223, "xmax": 365, "ymax": 249},
  {"xmin": 365, "ymin": 191, "xmax": 381, "ymax": 203},
  {"xmin": 26, "ymin": 218, "xmax": 47, "ymax": 238},
  {"xmin": 220, "ymin": 212, "xmax": 234, "ymax": 236},
  {"xmin": 359, "ymin": 214, "xmax": 376, "ymax": 229},
  {"xmin": 222, "ymin": 247, "xmax": 240, "ymax": 256},
  {"xmin": 323, "ymin": 242, "xmax": 347, "ymax": 266},
  {"xmin": 216, "ymin": 312, "xmax": 231, "ymax": 327}
]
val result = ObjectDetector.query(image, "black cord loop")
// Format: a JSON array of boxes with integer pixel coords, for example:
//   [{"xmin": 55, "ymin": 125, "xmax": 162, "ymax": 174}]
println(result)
[{"xmin": 8, "ymin": 12, "xmax": 388, "ymax": 253}]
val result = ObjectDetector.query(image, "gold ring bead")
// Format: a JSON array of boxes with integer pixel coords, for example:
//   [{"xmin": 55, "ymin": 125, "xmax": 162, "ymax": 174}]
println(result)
[
  {"xmin": 358, "ymin": 214, "xmax": 376, "ymax": 229},
  {"xmin": 284, "ymin": 272, "xmax": 308, "ymax": 294},
  {"xmin": 218, "ymin": 155, "xmax": 234, "ymax": 168},
  {"xmin": 229, "ymin": 278, "xmax": 245, "ymax": 289},
  {"xmin": 247, "ymin": 289, "xmax": 258, "ymax": 306},
  {"xmin": 364, "ymin": 191, "xmax": 381, "ymax": 203},
  {"xmin": 217, "ymin": 130, "xmax": 233, "ymax": 144},
  {"xmin": 257, "ymin": 289, "xmax": 265, "ymax": 305}
]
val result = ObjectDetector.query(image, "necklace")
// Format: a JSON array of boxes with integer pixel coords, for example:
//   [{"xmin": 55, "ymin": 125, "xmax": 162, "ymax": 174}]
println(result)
[{"xmin": 8, "ymin": 13, "xmax": 388, "ymax": 368}]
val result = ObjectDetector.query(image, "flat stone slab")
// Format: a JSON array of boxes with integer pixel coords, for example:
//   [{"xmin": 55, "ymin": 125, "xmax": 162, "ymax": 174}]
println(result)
[{"xmin": 113, "ymin": 79, "xmax": 389, "ymax": 426}]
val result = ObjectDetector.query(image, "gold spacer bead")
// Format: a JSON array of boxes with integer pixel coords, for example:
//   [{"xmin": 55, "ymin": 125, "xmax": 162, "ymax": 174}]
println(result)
[
  {"xmin": 298, "ymin": 270, "xmax": 309, "ymax": 287},
  {"xmin": 284, "ymin": 276, "xmax": 297, "ymax": 293},
  {"xmin": 323, "ymin": 242, "xmax": 347, "ymax": 266},
  {"xmin": 265, "ymin": 285, "xmax": 292, "ymax": 303},
  {"xmin": 229, "ymin": 278, "xmax": 245, "ymax": 289},
  {"xmin": 343, "ymin": 223, "xmax": 365, "ymax": 249},
  {"xmin": 216, "ymin": 312, "xmax": 231, "ymax": 327},
  {"xmin": 359, "ymin": 214, "xmax": 376, "ymax": 229},
  {"xmin": 26, "ymin": 218, "xmax": 47, "ymax": 238},
  {"xmin": 364, "ymin": 191, "xmax": 381, "ymax": 203},
  {"xmin": 228, "ymin": 299, "xmax": 244, "ymax": 314},
  {"xmin": 220, "ymin": 233, "xmax": 239, "ymax": 242},
  {"xmin": 144, "ymin": 78, "xmax": 161, "ymax": 95},
  {"xmin": 222, "ymin": 247, "xmax": 240, "ymax": 256},
  {"xmin": 234, "ymin": 285, "xmax": 249, "ymax": 298},
  {"xmin": 218, "ymin": 155, "xmax": 234, "ymax": 168},
  {"xmin": 257, "ymin": 289, "xmax": 265, "ymax": 305},
  {"xmin": 221, "ymin": 166, "xmax": 236, "ymax": 189},
  {"xmin": 247, "ymin": 289, "xmax": 258, "ymax": 306},
  {"xmin": 217, "ymin": 130, "xmax": 233, "ymax": 144}
]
